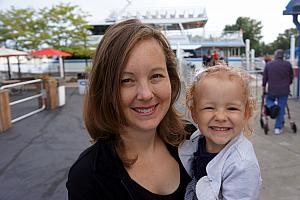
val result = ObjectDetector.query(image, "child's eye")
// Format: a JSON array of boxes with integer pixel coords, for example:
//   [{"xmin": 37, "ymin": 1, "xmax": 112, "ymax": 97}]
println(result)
[
  {"xmin": 203, "ymin": 107, "xmax": 214, "ymax": 110},
  {"xmin": 228, "ymin": 107, "xmax": 239, "ymax": 111}
]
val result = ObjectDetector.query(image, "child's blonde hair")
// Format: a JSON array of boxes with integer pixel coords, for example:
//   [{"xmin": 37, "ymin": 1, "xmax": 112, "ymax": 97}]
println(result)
[{"xmin": 186, "ymin": 64, "xmax": 256, "ymax": 136}]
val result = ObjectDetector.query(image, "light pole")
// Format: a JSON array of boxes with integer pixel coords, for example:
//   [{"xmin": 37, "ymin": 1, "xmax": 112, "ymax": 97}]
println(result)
[{"xmin": 283, "ymin": 0, "xmax": 300, "ymax": 97}]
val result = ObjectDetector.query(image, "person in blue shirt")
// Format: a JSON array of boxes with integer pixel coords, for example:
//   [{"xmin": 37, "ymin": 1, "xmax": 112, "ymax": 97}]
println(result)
[{"xmin": 262, "ymin": 49, "xmax": 294, "ymax": 134}]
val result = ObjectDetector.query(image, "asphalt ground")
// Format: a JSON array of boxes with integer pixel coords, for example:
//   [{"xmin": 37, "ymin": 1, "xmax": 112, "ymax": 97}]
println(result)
[
  {"xmin": 0, "ymin": 87, "xmax": 89, "ymax": 200},
  {"xmin": 0, "ymin": 86, "xmax": 299, "ymax": 200}
]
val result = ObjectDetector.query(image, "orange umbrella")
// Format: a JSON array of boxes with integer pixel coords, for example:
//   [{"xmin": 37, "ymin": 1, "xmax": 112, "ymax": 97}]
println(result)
[
  {"xmin": 30, "ymin": 48, "xmax": 72, "ymax": 78},
  {"xmin": 30, "ymin": 48, "xmax": 71, "ymax": 57}
]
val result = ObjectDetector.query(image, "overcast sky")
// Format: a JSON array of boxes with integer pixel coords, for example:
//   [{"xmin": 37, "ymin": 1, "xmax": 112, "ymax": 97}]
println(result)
[{"xmin": 0, "ymin": 0, "xmax": 295, "ymax": 44}]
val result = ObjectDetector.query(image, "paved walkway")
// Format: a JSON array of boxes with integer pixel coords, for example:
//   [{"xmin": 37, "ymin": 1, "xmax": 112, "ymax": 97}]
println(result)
[
  {"xmin": 0, "ymin": 88, "xmax": 89, "ymax": 200},
  {"xmin": 252, "ymin": 98, "xmax": 300, "ymax": 200},
  {"xmin": 0, "ymin": 87, "xmax": 299, "ymax": 200}
]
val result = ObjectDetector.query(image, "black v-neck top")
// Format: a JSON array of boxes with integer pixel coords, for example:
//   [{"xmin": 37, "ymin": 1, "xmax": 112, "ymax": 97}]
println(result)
[
  {"xmin": 124, "ymin": 158, "xmax": 190, "ymax": 200},
  {"xmin": 67, "ymin": 139, "xmax": 191, "ymax": 200}
]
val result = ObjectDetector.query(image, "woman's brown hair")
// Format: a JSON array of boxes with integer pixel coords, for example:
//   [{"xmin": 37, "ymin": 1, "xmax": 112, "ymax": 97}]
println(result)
[{"xmin": 84, "ymin": 19, "xmax": 185, "ymax": 162}]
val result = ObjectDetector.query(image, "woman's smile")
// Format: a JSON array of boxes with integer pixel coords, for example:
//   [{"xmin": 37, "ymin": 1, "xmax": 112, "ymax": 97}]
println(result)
[{"xmin": 131, "ymin": 104, "xmax": 158, "ymax": 116}]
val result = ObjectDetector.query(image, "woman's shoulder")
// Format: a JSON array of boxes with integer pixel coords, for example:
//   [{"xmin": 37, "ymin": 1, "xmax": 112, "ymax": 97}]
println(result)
[
  {"xmin": 66, "ymin": 142, "xmax": 100, "ymax": 195},
  {"xmin": 67, "ymin": 139, "xmax": 116, "ymax": 180},
  {"xmin": 67, "ymin": 142, "xmax": 99, "ymax": 181},
  {"xmin": 77, "ymin": 142, "xmax": 98, "ymax": 160},
  {"xmin": 66, "ymin": 140, "xmax": 129, "ymax": 199}
]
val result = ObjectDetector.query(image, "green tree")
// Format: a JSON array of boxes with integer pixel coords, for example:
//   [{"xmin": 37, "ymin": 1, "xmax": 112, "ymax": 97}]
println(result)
[
  {"xmin": 41, "ymin": 3, "xmax": 93, "ymax": 58},
  {"xmin": 223, "ymin": 17, "xmax": 263, "ymax": 55},
  {"xmin": 259, "ymin": 42, "xmax": 273, "ymax": 55},
  {"xmin": 0, "ymin": 7, "xmax": 48, "ymax": 50},
  {"xmin": 271, "ymin": 28, "xmax": 298, "ymax": 51},
  {"xmin": 0, "ymin": 3, "xmax": 93, "ymax": 58}
]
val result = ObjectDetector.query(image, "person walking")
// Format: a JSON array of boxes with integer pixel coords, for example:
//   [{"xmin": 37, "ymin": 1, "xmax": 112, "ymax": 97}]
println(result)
[{"xmin": 262, "ymin": 49, "xmax": 294, "ymax": 134}]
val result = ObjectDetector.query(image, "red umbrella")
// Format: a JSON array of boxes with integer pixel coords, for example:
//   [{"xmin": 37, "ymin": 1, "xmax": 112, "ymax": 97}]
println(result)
[
  {"xmin": 30, "ymin": 48, "xmax": 72, "ymax": 78},
  {"xmin": 30, "ymin": 48, "xmax": 71, "ymax": 57}
]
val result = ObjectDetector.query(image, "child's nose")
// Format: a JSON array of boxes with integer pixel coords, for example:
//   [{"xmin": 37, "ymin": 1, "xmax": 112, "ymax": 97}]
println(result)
[{"xmin": 215, "ymin": 110, "xmax": 227, "ymax": 121}]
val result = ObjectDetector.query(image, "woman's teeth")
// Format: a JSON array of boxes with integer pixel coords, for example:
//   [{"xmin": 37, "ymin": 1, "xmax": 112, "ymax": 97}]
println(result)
[{"xmin": 134, "ymin": 106, "xmax": 155, "ymax": 113}]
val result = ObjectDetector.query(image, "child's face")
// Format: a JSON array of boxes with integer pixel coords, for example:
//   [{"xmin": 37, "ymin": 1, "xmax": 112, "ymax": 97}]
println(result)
[{"xmin": 191, "ymin": 75, "xmax": 247, "ymax": 153}]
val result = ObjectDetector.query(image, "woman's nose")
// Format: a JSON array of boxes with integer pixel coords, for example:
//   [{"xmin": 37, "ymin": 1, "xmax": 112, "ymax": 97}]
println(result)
[{"xmin": 136, "ymin": 81, "xmax": 154, "ymax": 100}]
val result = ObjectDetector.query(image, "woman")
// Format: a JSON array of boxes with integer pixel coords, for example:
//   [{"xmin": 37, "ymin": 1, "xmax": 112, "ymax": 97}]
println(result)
[{"xmin": 66, "ymin": 19, "xmax": 191, "ymax": 199}]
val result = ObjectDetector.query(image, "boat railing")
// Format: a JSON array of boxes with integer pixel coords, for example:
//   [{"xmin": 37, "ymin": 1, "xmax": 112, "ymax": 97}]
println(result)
[
  {"xmin": 121, "ymin": 7, "xmax": 207, "ymax": 20},
  {"xmin": 190, "ymin": 30, "xmax": 244, "ymax": 43}
]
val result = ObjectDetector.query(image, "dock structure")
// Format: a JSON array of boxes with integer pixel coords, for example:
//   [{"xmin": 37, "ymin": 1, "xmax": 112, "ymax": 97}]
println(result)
[
  {"xmin": 0, "ymin": 87, "xmax": 299, "ymax": 200},
  {"xmin": 89, "ymin": 5, "xmax": 245, "ymax": 60}
]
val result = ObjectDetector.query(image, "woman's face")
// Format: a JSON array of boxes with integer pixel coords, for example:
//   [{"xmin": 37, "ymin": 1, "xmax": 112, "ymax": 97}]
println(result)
[{"xmin": 120, "ymin": 38, "xmax": 172, "ymax": 135}]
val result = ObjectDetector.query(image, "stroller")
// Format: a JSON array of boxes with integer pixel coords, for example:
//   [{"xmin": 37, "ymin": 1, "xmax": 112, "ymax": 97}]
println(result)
[{"xmin": 260, "ymin": 93, "xmax": 297, "ymax": 135}]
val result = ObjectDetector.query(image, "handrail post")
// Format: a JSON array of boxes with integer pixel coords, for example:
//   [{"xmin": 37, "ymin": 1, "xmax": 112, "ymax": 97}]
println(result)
[
  {"xmin": 37, "ymin": 81, "xmax": 44, "ymax": 108},
  {"xmin": 44, "ymin": 79, "xmax": 58, "ymax": 109},
  {"xmin": 0, "ymin": 90, "xmax": 12, "ymax": 132}
]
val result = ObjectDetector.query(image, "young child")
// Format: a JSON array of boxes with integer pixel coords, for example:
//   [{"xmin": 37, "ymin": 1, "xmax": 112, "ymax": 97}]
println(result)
[{"xmin": 179, "ymin": 65, "xmax": 262, "ymax": 200}]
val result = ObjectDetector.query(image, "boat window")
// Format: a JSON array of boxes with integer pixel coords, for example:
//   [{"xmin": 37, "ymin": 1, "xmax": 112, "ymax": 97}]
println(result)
[
  {"xmin": 90, "ymin": 25, "xmax": 111, "ymax": 35},
  {"xmin": 182, "ymin": 21, "xmax": 206, "ymax": 29},
  {"xmin": 147, "ymin": 23, "xmax": 181, "ymax": 31}
]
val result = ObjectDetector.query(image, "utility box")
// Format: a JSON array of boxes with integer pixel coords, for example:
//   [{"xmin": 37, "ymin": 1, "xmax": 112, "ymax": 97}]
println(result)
[
  {"xmin": 56, "ymin": 78, "xmax": 66, "ymax": 106},
  {"xmin": 77, "ymin": 73, "xmax": 87, "ymax": 95},
  {"xmin": 78, "ymin": 79, "xmax": 87, "ymax": 95}
]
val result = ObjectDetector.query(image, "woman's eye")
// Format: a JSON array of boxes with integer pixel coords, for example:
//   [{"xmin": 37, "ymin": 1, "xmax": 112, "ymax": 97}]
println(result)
[
  {"xmin": 121, "ymin": 78, "xmax": 134, "ymax": 85},
  {"xmin": 152, "ymin": 74, "xmax": 164, "ymax": 80}
]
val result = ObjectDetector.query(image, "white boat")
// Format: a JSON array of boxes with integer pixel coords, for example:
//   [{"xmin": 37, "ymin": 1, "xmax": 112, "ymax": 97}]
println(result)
[{"xmin": 88, "ymin": 2, "xmax": 246, "ymax": 66}]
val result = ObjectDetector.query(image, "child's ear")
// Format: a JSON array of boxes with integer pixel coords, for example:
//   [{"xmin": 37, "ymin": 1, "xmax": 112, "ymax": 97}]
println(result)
[
  {"xmin": 244, "ymin": 101, "xmax": 253, "ymax": 120},
  {"xmin": 191, "ymin": 107, "xmax": 198, "ymax": 123},
  {"xmin": 244, "ymin": 110, "xmax": 251, "ymax": 120}
]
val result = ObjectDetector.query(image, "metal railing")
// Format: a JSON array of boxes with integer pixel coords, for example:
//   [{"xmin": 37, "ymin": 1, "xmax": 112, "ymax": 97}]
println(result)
[
  {"xmin": 179, "ymin": 63, "xmax": 263, "ymax": 101},
  {"xmin": 247, "ymin": 70, "xmax": 264, "ymax": 102},
  {"xmin": 0, "ymin": 79, "xmax": 45, "ymax": 123}
]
